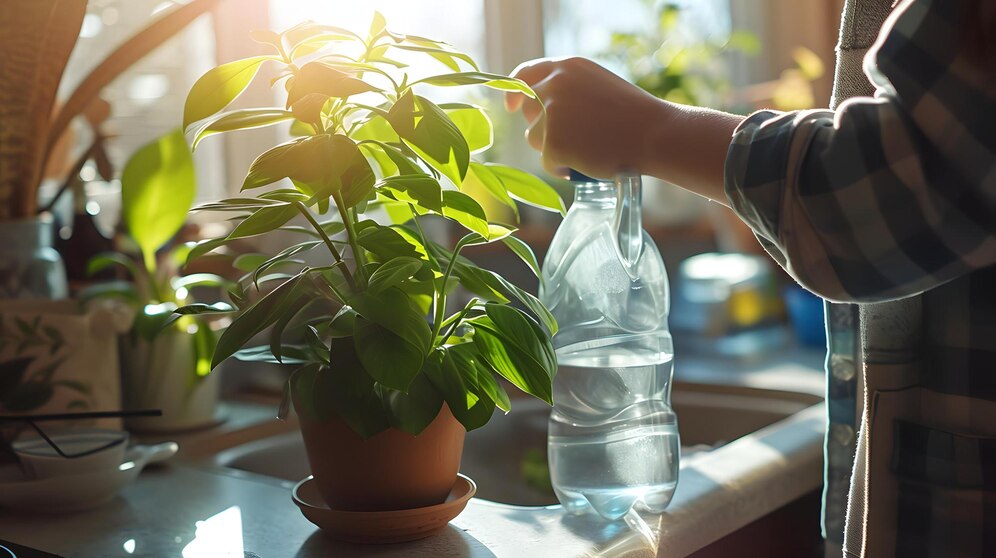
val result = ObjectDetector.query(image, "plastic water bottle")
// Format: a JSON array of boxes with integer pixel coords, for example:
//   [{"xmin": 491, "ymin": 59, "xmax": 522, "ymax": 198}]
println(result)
[{"xmin": 541, "ymin": 171, "xmax": 679, "ymax": 520}]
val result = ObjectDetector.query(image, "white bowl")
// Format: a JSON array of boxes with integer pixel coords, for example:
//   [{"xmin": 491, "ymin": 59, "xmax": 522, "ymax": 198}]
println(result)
[
  {"xmin": 12, "ymin": 428, "xmax": 129, "ymax": 480},
  {"xmin": 0, "ymin": 442, "xmax": 178, "ymax": 512}
]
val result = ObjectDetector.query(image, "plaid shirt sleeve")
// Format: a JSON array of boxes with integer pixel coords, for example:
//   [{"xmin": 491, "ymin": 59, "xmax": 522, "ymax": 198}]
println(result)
[{"xmin": 724, "ymin": 0, "xmax": 996, "ymax": 304}]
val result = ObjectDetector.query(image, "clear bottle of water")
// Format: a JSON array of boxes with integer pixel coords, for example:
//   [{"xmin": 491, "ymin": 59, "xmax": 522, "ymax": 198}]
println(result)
[{"xmin": 540, "ymin": 171, "xmax": 678, "ymax": 520}]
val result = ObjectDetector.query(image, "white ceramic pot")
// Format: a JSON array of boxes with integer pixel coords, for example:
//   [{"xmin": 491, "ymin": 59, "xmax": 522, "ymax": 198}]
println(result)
[{"xmin": 120, "ymin": 325, "xmax": 223, "ymax": 433}]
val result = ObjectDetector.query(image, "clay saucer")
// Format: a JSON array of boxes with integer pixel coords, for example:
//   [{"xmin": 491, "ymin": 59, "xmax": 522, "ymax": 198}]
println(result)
[{"xmin": 292, "ymin": 474, "xmax": 476, "ymax": 544}]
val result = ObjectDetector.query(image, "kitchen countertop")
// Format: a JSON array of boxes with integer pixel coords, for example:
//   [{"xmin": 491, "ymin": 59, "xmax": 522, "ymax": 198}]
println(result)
[{"xmin": 0, "ymin": 346, "xmax": 827, "ymax": 558}]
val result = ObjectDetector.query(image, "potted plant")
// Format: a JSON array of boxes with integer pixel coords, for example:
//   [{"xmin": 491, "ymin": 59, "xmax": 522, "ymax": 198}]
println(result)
[
  {"xmin": 0, "ymin": 0, "xmax": 223, "ymax": 299},
  {"xmin": 85, "ymin": 130, "xmax": 231, "ymax": 433},
  {"xmin": 180, "ymin": 14, "xmax": 564, "ymax": 512}
]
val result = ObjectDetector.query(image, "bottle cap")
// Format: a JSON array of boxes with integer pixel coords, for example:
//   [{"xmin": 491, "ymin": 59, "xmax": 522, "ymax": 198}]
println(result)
[{"xmin": 568, "ymin": 169, "xmax": 607, "ymax": 183}]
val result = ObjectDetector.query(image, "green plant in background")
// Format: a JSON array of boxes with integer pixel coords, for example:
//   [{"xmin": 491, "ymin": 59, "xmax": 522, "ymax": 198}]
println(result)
[
  {"xmin": 84, "ymin": 130, "xmax": 231, "ymax": 378},
  {"xmin": 604, "ymin": 1, "xmax": 823, "ymax": 112},
  {"xmin": 179, "ymin": 14, "xmax": 564, "ymax": 437},
  {"xmin": 605, "ymin": 1, "xmax": 760, "ymax": 109}
]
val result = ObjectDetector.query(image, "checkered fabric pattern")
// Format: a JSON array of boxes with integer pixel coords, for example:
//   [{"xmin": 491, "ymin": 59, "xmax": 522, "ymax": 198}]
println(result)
[{"xmin": 724, "ymin": 0, "xmax": 996, "ymax": 555}]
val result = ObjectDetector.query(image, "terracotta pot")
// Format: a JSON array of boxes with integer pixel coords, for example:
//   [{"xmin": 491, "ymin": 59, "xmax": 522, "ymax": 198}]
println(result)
[{"xmin": 296, "ymin": 402, "xmax": 466, "ymax": 512}]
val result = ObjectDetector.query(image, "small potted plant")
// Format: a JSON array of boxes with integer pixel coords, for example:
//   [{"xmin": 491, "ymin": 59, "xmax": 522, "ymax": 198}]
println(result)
[
  {"xmin": 86, "ymin": 130, "xmax": 231, "ymax": 433},
  {"xmin": 180, "ymin": 15, "xmax": 564, "ymax": 512}
]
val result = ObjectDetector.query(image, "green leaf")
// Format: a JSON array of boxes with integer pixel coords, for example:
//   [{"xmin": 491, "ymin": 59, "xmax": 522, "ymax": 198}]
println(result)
[
  {"xmin": 283, "ymin": 22, "xmax": 363, "ymax": 59},
  {"xmin": 486, "ymin": 163, "xmax": 565, "ymax": 215},
  {"xmin": 233, "ymin": 253, "xmax": 268, "ymax": 272},
  {"xmin": 448, "ymin": 343, "xmax": 511, "ymax": 413},
  {"xmin": 470, "ymin": 305, "xmax": 556, "ymax": 404},
  {"xmin": 228, "ymin": 204, "xmax": 298, "ymax": 240},
  {"xmin": 192, "ymin": 108, "xmax": 294, "ymax": 149},
  {"xmin": 359, "ymin": 140, "xmax": 425, "ymax": 178},
  {"xmin": 286, "ymin": 62, "xmax": 381, "ymax": 108},
  {"xmin": 459, "ymin": 224, "xmax": 517, "ymax": 247},
  {"xmin": 184, "ymin": 56, "xmax": 273, "ymax": 130},
  {"xmin": 377, "ymin": 175, "xmax": 442, "ymax": 213},
  {"xmin": 121, "ymin": 130, "xmax": 196, "ymax": 267},
  {"xmin": 353, "ymin": 316, "xmax": 424, "ymax": 392},
  {"xmin": 195, "ymin": 197, "xmax": 286, "ymax": 212},
  {"xmin": 366, "ymin": 257, "xmax": 424, "ymax": 293},
  {"xmin": 191, "ymin": 322, "xmax": 217, "ymax": 377},
  {"xmin": 368, "ymin": 11, "xmax": 387, "ymax": 40},
  {"xmin": 233, "ymin": 345, "xmax": 310, "ymax": 365},
  {"xmin": 424, "ymin": 349, "xmax": 494, "ymax": 431},
  {"xmin": 174, "ymin": 302, "xmax": 235, "ymax": 316},
  {"xmin": 389, "ymin": 43, "xmax": 477, "ymax": 73},
  {"xmin": 303, "ymin": 325, "xmax": 330, "ymax": 364},
  {"xmin": 381, "ymin": 372, "xmax": 444, "ymax": 435},
  {"xmin": 243, "ymin": 135, "xmax": 374, "ymax": 210},
  {"xmin": 458, "ymin": 265, "xmax": 557, "ymax": 335},
  {"xmin": 353, "ymin": 115, "xmax": 399, "ymax": 143},
  {"xmin": 186, "ymin": 238, "xmax": 231, "ymax": 264},
  {"xmin": 441, "ymin": 103, "xmax": 493, "ymax": 153},
  {"xmin": 387, "ymin": 91, "xmax": 469, "ymax": 186},
  {"xmin": 501, "ymin": 235, "xmax": 542, "ymax": 278},
  {"xmin": 442, "ymin": 190, "xmax": 489, "ymax": 238},
  {"xmin": 76, "ymin": 281, "xmax": 139, "ymax": 305},
  {"xmin": 251, "ymin": 241, "xmax": 323, "ymax": 287},
  {"xmin": 357, "ymin": 224, "xmax": 429, "ymax": 263},
  {"xmin": 86, "ymin": 252, "xmax": 139, "ymax": 278},
  {"xmin": 327, "ymin": 306, "xmax": 356, "ymax": 338},
  {"xmin": 133, "ymin": 303, "xmax": 179, "ymax": 341},
  {"xmin": 212, "ymin": 274, "xmax": 307, "ymax": 368},
  {"xmin": 414, "ymin": 71, "xmax": 537, "ymax": 98},
  {"xmin": 464, "ymin": 162, "xmax": 517, "ymax": 218},
  {"xmin": 172, "ymin": 273, "xmax": 230, "ymax": 291},
  {"xmin": 268, "ymin": 293, "xmax": 314, "ymax": 363},
  {"xmin": 348, "ymin": 287, "xmax": 431, "ymax": 358},
  {"xmin": 319, "ymin": 340, "xmax": 391, "ymax": 438}
]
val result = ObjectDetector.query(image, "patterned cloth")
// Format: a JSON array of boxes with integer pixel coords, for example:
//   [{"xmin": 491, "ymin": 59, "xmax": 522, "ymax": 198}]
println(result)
[{"xmin": 724, "ymin": 0, "xmax": 996, "ymax": 556}]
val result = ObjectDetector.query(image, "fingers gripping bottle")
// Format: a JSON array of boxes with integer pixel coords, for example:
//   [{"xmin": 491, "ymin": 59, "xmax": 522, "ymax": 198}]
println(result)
[{"xmin": 540, "ymin": 170, "xmax": 678, "ymax": 520}]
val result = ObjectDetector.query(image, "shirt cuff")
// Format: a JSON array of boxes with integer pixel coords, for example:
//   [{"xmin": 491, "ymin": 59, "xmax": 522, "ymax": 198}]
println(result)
[{"xmin": 723, "ymin": 109, "xmax": 794, "ymax": 247}]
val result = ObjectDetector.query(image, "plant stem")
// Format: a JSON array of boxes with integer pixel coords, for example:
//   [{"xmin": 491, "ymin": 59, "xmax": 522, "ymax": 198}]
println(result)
[
  {"xmin": 408, "ymin": 206, "xmax": 441, "ymax": 272},
  {"xmin": 438, "ymin": 297, "xmax": 479, "ymax": 343},
  {"xmin": 294, "ymin": 201, "xmax": 357, "ymax": 292},
  {"xmin": 430, "ymin": 237, "xmax": 467, "ymax": 346},
  {"xmin": 333, "ymin": 193, "xmax": 366, "ymax": 285},
  {"xmin": 409, "ymin": 207, "xmax": 445, "ymax": 346},
  {"xmin": 143, "ymin": 251, "xmax": 167, "ymax": 303}
]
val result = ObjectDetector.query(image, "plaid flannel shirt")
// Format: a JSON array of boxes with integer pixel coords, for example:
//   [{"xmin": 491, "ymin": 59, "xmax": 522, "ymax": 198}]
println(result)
[{"xmin": 724, "ymin": 0, "xmax": 996, "ymax": 556}]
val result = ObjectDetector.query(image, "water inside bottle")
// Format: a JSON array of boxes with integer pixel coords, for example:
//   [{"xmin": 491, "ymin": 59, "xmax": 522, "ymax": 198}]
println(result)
[{"xmin": 548, "ymin": 346, "xmax": 678, "ymax": 520}]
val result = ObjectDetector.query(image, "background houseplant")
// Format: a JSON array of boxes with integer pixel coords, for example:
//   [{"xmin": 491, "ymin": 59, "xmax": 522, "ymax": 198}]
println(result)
[
  {"xmin": 0, "ymin": 1, "xmax": 224, "ymax": 441},
  {"xmin": 0, "ymin": 0, "xmax": 224, "ymax": 299},
  {"xmin": 85, "ymin": 130, "xmax": 231, "ymax": 432},
  {"xmin": 180, "ymin": 14, "xmax": 564, "ymax": 511}
]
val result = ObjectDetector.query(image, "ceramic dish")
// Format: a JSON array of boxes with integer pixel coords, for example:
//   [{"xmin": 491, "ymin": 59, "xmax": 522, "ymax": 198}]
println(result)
[
  {"xmin": 0, "ymin": 442, "xmax": 177, "ymax": 513},
  {"xmin": 292, "ymin": 473, "xmax": 476, "ymax": 544},
  {"xmin": 13, "ymin": 428, "xmax": 129, "ymax": 479}
]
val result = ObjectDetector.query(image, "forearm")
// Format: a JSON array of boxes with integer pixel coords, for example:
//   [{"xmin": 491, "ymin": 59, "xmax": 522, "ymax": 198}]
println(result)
[{"xmin": 641, "ymin": 102, "xmax": 745, "ymax": 208}]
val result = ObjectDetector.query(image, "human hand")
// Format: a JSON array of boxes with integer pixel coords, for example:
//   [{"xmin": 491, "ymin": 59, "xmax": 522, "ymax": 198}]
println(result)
[{"xmin": 505, "ymin": 57, "xmax": 668, "ymax": 178}]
